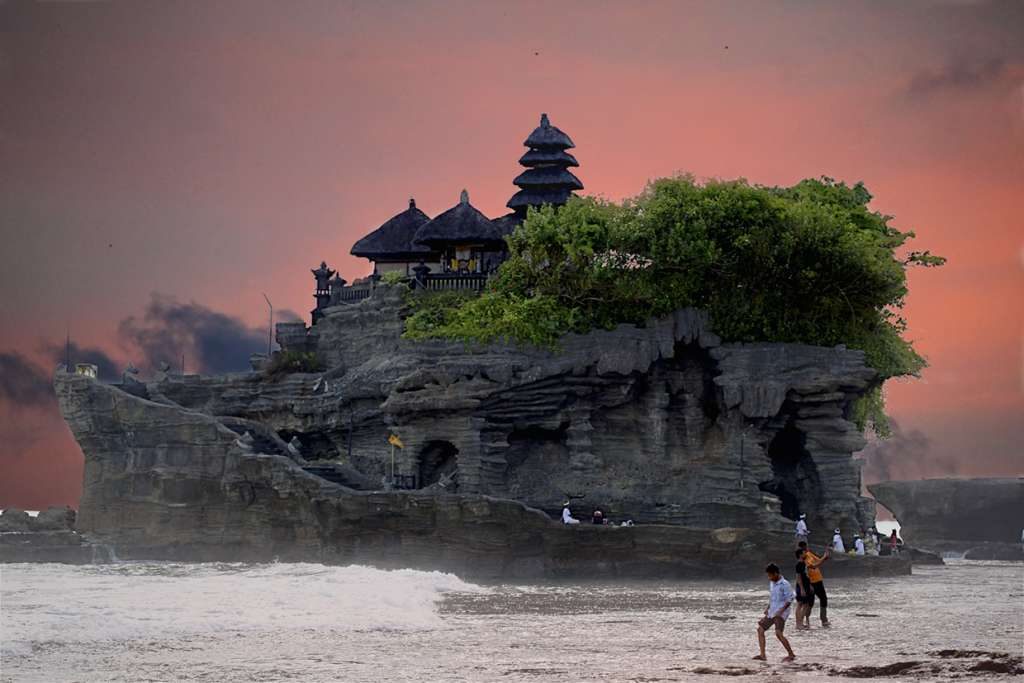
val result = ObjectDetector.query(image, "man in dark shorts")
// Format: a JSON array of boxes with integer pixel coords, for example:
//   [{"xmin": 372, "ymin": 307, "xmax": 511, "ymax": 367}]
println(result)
[
  {"xmin": 798, "ymin": 540, "xmax": 831, "ymax": 626},
  {"xmin": 752, "ymin": 563, "xmax": 796, "ymax": 662},
  {"xmin": 794, "ymin": 548, "xmax": 814, "ymax": 628}
]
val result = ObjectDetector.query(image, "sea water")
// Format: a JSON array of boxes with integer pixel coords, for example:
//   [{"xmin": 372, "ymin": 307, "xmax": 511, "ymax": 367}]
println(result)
[{"xmin": 1, "ymin": 560, "xmax": 1021, "ymax": 682}]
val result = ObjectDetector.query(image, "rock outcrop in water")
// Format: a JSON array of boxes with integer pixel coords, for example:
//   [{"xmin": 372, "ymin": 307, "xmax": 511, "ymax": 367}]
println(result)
[
  {"xmin": 48, "ymin": 286, "xmax": 895, "ymax": 576},
  {"xmin": 869, "ymin": 478, "xmax": 1024, "ymax": 559}
]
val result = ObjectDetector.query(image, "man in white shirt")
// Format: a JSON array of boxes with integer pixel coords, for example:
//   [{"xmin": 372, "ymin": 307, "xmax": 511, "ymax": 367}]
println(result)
[
  {"xmin": 753, "ymin": 563, "xmax": 796, "ymax": 662},
  {"xmin": 794, "ymin": 514, "xmax": 808, "ymax": 543},
  {"xmin": 853, "ymin": 533, "xmax": 865, "ymax": 556},
  {"xmin": 832, "ymin": 528, "xmax": 846, "ymax": 553}
]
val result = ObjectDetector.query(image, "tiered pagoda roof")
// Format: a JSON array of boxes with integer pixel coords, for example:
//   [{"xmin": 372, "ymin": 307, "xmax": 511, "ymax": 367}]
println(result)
[
  {"xmin": 350, "ymin": 198, "xmax": 432, "ymax": 260},
  {"xmin": 414, "ymin": 190, "xmax": 505, "ymax": 248},
  {"xmin": 506, "ymin": 113, "xmax": 583, "ymax": 214}
]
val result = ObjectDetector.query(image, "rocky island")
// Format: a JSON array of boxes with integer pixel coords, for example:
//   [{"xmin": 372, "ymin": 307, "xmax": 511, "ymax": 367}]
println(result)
[
  {"xmin": 870, "ymin": 478, "xmax": 1024, "ymax": 560},
  {"xmin": 27, "ymin": 114, "xmax": 941, "ymax": 578}
]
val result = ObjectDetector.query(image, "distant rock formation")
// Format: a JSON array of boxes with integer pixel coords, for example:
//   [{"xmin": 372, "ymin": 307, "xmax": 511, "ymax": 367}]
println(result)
[
  {"xmin": 870, "ymin": 478, "xmax": 1024, "ymax": 554},
  {"xmin": 48, "ymin": 286, "xmax": 894, "ymax": 575}
]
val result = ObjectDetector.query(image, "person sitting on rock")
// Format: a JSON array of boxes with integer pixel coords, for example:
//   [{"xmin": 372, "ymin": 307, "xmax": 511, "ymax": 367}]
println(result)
[
  {"xmin": 592, "ymin": 509, "xmax": 605, "ymax": 525},
  {"xmin": 832, "ymin": 528, "xmax": 846, "ymax": 553},
  {"xmin": 853, "ymin": 533, "xmax": 865, "ymax": 556},
  {"xmin": 561, "ymin": 503, "xmax": 580, "ymax": 525}
]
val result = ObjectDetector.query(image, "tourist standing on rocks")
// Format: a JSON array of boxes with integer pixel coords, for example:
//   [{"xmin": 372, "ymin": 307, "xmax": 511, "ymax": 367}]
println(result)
[
  {"xmin": 798, "ymin": 541, "xmax": 831, "ymax": 627},
  {"xmin": 889, "ymin": 529, "xmax": 901, "ymax": 555},
  {"xmin": 752, "ymin": 563, "xmax": 796, "ymax": 662},
  {"xmin": 832, "ymin": 529, "xmax": 846, "ymax": 553},
  {"xmin": 853, "ymin": 534, "xmax": 865, "ymax": 556},
  {"xmin": 793, "ymin": 549, "xmax": 814, "ymax": 629},
  {"xmin": 794, "ymin": 514, "xmax": 808, "ymax": 544}
]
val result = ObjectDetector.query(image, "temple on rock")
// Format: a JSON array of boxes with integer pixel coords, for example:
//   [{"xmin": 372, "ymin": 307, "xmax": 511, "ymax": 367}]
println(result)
[
  {"xmin": 310, "ymin": 113, "xmax": 584, "ymax": 320},
  {"xmin": 49, "ymin": 109, "xmax": 888, "ymax": 578}
]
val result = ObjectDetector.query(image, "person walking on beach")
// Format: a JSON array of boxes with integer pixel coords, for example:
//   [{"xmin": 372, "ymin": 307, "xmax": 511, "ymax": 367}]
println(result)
[
  {"xmin": 752, "ymin": 563, "xmax": 796, "ymax": 662},
  {"xmin": 794, "ymin": 514, "xmax": 808, "ymax": 544},
  {"xmin": 793, "ymin": 548, "xmax": 814, "ymax": 629},
  {"xmin": 798, "ymin": 541, "xmax": 831, "ymax": 626},
  {"xmin": 889, "ymin": 529, "xmax": 900, "ymax": 555}
]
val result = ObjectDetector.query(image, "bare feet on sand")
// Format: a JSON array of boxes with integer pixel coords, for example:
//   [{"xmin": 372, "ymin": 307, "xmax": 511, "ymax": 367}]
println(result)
[
  {"xmin": 751, "ymin": 654, "xmax": 766, "ymax": 661},
  {"xmin": 782, "ymin": 655, "xmax": 796, "ymax": 662}
]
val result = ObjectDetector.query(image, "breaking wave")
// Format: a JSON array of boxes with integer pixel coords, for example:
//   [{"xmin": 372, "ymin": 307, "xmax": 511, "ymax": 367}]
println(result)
[{"xmin": 1, "ymin": 562, "xmax": 483, "ymax": 655}]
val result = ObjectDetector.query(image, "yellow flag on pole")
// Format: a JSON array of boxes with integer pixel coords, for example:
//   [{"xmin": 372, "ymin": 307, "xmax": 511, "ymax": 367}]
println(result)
[{"xmin": 388, "ymin": 434, "xmax": 404, "ymax": 449}]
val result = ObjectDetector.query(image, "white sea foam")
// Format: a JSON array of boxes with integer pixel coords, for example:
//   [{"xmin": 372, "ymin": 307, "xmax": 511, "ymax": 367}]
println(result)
[{"xmin": 0, "ymin": 562, "xmax": 483, "ymax": 657}]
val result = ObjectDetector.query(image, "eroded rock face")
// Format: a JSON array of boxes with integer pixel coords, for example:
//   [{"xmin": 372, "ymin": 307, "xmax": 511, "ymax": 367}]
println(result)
[
  {"xmin": 870, "ymin": 478, "xmax": 1024, "ymax": 545},
  {"xmin": 112, "ymin": 288, "xmax": 879, "ymax": 535},
  {"xmin": 53, "ymin": 370, "xmax": 906, "ymax": 577},
  {"xmin": 52, "ymin": 290, "xmax": 885, "ymax": 573}
]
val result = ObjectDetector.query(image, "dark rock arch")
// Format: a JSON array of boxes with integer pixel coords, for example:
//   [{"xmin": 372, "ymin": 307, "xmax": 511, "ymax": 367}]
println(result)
[
  {"xmin": 759, "ymin": 418, "xmax": 822, "ymax": 521},
  {"xmin": 418, "ymin": 440, "xmax": 459, "ymax": 488}
]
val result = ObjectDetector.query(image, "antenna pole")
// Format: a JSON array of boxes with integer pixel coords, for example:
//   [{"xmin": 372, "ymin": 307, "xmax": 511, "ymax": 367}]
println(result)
[
  {"xmin": 262, "ymin": 293, "xmax": 273, "ymax": 356},
  {"xmin": 65, "ymin": 325, "xmax": 70, "ymax": 371}
]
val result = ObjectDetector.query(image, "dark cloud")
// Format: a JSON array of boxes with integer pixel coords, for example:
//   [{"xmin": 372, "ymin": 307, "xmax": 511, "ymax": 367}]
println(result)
[
  {"xmin": 904, "ymin": 57, "xmax": 1011, "ymax": 99},
  {"xmin": 0, "ymin": 351, "xmax": 54, "ymax": 409},
  {"xmin": 857, "ymin": 419, "xmax": 961, "ymax": 484},
  {"xmin": 277, "ymin": 309, "xmax": 303, "ymax": 324},
  {"xmin": 41, "ymin": 341, "xmax": 120, "ymax": 381},
  {"xmin": 117, "ymin": 294, "xmax": 273, "ymax": 374}
]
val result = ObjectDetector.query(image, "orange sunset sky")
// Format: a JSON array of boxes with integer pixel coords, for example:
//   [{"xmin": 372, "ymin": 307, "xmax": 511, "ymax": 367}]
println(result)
[{"xmin": 0, "ymin": 0, "xmax": 1021, "ymax": 509}]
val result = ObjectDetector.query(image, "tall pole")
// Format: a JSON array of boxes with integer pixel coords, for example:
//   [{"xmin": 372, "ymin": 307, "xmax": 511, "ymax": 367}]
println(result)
[
  {"xmin": 65, "ymin": 325, "xmax": 71, "ymax": 371},
  {"xmin": 262, "ymin": 293, "xmax": 273, "ymax": 356}
]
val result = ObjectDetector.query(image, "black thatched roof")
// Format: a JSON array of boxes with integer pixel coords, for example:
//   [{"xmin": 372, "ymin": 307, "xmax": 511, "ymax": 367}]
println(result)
[
  {"xmin": 414, "ymin": 190, "xmax": 505, "ymax": 247},
  {"xmin": 350, "ymin": 198, "xmax": 433, "ymax": 259},
  {"xmin": 523, "ymin": 113, "xmax": 575, "ymax": 149},
  {"xmin": 492, "ymin": 212, "xmax": 524, "ymax": 238},
  {"xmin": 513, "ymin": 167, "xmax": 584, "ymax": 189},
  {"xmin": 519, "ymin": 148, "xmax": 579, "ymax": 168},
  {"xmin": 506, "ymin": 188, "xmax": 573, "ymax": 211}
]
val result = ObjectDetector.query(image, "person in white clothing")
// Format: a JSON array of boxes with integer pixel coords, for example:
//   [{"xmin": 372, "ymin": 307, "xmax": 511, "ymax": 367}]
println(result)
[
  {"xmin": 752, "ymin": 563, "xmax": 796, "ymax": 662},
  {"xmin": 864, "ymin": 530, "xmax": 879, "ymax": 556},
  {"xmin": 561, "ymin": 503, "xmax": 580, "ymax": 525},
  {"xmin": 794, "ymin": 514, "xmax": 808, "ymax": 543},
  {"xmin": 853, "ymin": 533, "xmax": 865, "ymax": 556},
  {"xmin": 832, "ymin": 528, "xmax": 845, "ymax": 553}
]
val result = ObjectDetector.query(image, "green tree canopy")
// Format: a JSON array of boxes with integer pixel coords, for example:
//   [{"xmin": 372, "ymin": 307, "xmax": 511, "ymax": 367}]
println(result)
[{"xmin": 404, "ymin": 176, "xmax": 943, "ymax": 433}]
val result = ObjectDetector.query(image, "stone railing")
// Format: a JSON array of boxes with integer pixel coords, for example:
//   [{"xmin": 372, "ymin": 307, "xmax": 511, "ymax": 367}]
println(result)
[
  {"xmin": 332, "ymin": 286, "xmax": 372, "ymax": 304},
  {"xmin": 416, "ymin": 272, "xmax": 488, "ymax": 292}
]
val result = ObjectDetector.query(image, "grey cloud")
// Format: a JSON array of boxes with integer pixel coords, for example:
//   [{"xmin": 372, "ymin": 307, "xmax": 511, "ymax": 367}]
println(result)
[
  {"xmin": 904, "ymin": 57, "xmax": 1010, "ymax": 98},
  {"xmin": 0, "ymin": 351, "xmax": 54, "ymax": 409},
  {"xmin": 117, "ymin": 293, "xmax": 276, "ymax": 375}
]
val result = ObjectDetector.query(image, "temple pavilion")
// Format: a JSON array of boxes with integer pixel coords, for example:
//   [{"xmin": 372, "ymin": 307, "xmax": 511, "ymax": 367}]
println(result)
[{"xmin": 314, "ymin": 114, "xmax": 583, "ymax": 320}]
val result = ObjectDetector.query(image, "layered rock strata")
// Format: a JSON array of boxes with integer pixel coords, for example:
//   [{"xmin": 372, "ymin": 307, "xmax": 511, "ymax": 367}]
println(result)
[
  {"xmin": 149, "ymin": 286, "xmax": 877, "ymax": 535},
  {"xmin": 54, "ymin": 371, "xmax": 904, "ymax": 577}
]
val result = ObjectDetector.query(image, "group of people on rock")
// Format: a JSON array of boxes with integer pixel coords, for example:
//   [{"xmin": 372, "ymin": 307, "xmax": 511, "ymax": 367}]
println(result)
[
  {"xmin": 801, "ymin": 514, "xmax": 902, "ymax": 556},
  {"xmin": 560, "ymin": 502, "xmax": 633, "ymax": 527}
]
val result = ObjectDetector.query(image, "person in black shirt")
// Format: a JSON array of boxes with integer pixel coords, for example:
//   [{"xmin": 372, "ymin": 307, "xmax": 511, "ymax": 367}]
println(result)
[{"xmin": 793, "ymin": 548, "xmax": 814, "ymax": 629}]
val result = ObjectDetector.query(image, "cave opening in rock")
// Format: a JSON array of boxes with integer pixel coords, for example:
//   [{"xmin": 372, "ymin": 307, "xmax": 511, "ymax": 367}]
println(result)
[
  {"xmin": 418, "ymin": 440, "xmax": 459, "ymax": 488},
  {"xmin": 759, "ymin": 419, "xmax": 821, "ymax": 521}
]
